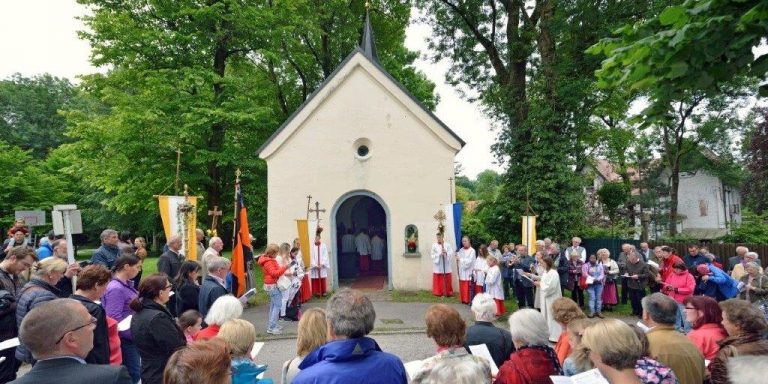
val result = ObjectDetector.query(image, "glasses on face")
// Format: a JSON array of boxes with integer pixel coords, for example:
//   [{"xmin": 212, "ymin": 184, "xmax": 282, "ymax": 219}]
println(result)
[
  {"xmin": 18, "ymin": 260, "xmax": 33, "ymax": 269},
  {"xmin": 55, "ymin": 316, "xmax": 97, "ymax": 345}
]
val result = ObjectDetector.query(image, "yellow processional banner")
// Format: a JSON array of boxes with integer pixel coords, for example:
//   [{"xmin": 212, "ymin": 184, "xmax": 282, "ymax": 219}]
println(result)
[
  {"xmin": 158, "ymin": 195, "xmax": 198, "ymax": 260},
  {"xmin": 295, "ymin": 219, "xmax": 318, "ymax": 268},
  {"xmin": 521, "ymin": 215, "xmax": 537, "ymax": 253}
]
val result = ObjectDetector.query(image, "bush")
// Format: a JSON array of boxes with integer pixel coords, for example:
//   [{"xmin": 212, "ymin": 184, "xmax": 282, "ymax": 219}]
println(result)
[{"xmin": 720, "ymin": 210, "xmax": 768, "ymax": 244}]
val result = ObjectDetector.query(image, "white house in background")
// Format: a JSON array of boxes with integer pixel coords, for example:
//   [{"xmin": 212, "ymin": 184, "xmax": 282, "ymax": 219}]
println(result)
[
  {"xmin": 587, "ymin": 158, "xmax": 742, "ymax": 240},
  {"xmin": 257, "ymin": 13, "xmax": 464, "ymax": 290},
  {"xmin": 659, "ymin": 168, "xmax": 742, "ymax": 239}
]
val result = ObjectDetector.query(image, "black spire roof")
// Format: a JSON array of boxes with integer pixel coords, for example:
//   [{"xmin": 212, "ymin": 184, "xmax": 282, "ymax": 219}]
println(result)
[{"xmin": 361, "ymin": 7, "xmax": 378, "ymax": 63}]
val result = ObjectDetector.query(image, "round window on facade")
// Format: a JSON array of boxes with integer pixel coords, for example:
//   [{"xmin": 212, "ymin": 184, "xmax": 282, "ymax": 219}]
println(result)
[{"xmin": 353, "ymin": 138, "xmax": 371, "ymax": 160}]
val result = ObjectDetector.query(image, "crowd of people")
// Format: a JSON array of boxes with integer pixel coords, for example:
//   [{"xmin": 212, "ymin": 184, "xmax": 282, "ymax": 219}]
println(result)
[{"xmin": 1, "ymin": 219, "xmax": 767, "ymax": 384}]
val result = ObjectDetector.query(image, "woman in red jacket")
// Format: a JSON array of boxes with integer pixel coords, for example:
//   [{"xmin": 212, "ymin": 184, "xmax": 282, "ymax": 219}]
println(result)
[
  {"xmin": 661, "ymin": 261, "xmax": 696, "ymax": 332},
  {"xmin": 257, "ymin": 243, "xmax": 292, "ymax": 335},
  {"xmin": 495, "ymin": 309, "xmax": 561, "ymax": 384},
  {"xmin": 683, "ymin": 295, "xmax": 727, "ymax": 361}
]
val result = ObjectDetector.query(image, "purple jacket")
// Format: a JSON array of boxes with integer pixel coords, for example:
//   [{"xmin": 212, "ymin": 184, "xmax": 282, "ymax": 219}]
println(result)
[
  {"xmin": 102, "ymin": 277, "xmax": 138, "ymax": 339},
  {"xmin": 582, "ymin": 262, "xmax": 605, "ymax": 284}
]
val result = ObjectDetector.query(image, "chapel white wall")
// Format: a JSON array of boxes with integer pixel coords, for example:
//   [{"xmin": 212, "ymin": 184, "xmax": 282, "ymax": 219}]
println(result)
[{"xmin": 264, "ymin": 63, "xmax": 458, "ymax": 290}]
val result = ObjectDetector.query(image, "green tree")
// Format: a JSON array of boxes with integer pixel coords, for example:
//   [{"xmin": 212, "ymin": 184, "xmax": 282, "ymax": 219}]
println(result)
[
  {"xmin": 589, "ymin": 0, "xmax": 768, "ymax": 108},
  {"xmin": 65, "ymin": 0, "xmax": 436, "ymax": 242},
  {"xmin": 743, "ymin": 107, "xmax": 768, "ymax": 214},
  {"xmin": 0, "ymin": 141, "xmax": 72, "ymax": 229},
  {"xmin": 414, "ymin": 0, "xmax": 671, "ymax": 240},
  {"xmin": 597, "ymin": 181, "xmax": 629, "ymax": 225},
  {"xmin": 0, "ymin": 74, "xmax": 79, "ymax": 158}
]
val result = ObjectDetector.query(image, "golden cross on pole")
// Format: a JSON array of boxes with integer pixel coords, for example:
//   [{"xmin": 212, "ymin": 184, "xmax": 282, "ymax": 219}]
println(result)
[
  {"xmin": 434, "ymin": 209, "xmax": 446, "ymax": 236},
  {"xmin": 208, "ymin": 205, "xmax": 222, "ymax": 231},
  {"xmin": 309, "ymin": 201, "xmax": 326, "ymax": 223}
]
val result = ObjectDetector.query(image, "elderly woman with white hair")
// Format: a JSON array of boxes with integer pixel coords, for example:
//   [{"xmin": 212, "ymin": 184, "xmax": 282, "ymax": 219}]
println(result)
[
  {"xmin": 194, "ymin": 295, "xmax": 243, "ymax": 341},
  {"xmin": 464, "ymin": 293, "xmax": 514, "ymax": 368},
  {"xmin": 738, "ymin": 261, "xmax": 768, "ymax": 304},
  {"xmin": 413, "ymin": 352, "xmax": 492, "ymax": 384},
  {"xmin": 494, "ymin": 309, "xmax": 562, "ymax": 384},
  {"xmin": 732, "ymin": 252, "xmax": 763, "ymax": 281}
]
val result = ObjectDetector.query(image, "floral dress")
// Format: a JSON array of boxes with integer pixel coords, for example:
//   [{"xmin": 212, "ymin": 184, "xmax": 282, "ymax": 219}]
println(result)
[{"xmin": 635, "ymin": 357, "xmax": 678, "ymax": 384}]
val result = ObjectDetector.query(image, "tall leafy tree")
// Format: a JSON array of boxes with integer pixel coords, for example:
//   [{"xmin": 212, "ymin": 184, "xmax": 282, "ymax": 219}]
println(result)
[
  {"xmin": 414, "ymin": 0, "xmax": 669, "ymax": 240},
  {"xmin": 589, "ymin": 0, "xmax": 768, "ymax": 107},
  {"xmin": 0, "ymin": 141, "xmax": 72, "ymax": 229},
  {"xmin": 0, "ymin": 74, "xmax": 79, "ymax": 158},
  {"xmin": 64, "ymin": 0, "xmax": 436, "ymax": 242},
  {"xmin": 742, "ymin": 107, "xmax": 768, "ymax": 214}
]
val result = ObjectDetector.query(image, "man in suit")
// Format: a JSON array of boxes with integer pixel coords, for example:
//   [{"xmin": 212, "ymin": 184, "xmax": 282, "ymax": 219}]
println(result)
[
  {"xmin": 199, "ymin": 256, "xmax": 231, "ymax": 318},
  {"xmin": 11, "ymin": 298, "xmax": 131, "ymax": 384}
]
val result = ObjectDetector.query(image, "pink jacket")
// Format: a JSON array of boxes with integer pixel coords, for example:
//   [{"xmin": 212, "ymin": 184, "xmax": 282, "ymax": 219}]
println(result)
[
  {"xmin": 687, "ymin": 323, "xmax": 728, "ymax": 361},
  {"xmin": 663, "ymin": 270, "xmax": 695, "ymax": 303}
]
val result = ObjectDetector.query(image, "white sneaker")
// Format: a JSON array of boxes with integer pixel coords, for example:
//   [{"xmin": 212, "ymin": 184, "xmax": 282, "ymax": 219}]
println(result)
[{"xmin": 266, "ymin": 328, "xmax": 283, "ymax": 335}]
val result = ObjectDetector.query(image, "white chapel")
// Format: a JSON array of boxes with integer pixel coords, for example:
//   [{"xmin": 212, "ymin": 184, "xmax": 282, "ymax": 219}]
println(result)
[{"xmin": 257, "ymin": 12, "xmax": 465, "ymax": 291}]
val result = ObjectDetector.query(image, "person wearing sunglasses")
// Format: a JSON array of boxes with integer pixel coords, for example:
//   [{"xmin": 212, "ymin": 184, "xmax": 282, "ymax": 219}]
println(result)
[{"xmin": 12, "ymin": 298, "xmax": 131, "ymax": 384}]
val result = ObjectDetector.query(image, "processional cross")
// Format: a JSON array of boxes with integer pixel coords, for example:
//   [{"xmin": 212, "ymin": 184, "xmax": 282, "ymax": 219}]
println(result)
[
  {"xmin": 208, "ymin": 205, "xmax": 222, "ymax": 232},
  {"xmin": 309, "ymin": 201, "xmax": 326, "ymax": 224}
]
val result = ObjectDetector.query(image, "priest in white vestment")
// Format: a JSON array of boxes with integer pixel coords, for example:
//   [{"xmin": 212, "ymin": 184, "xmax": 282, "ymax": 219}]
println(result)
[
  {"xmin": 473, "ymin": 247, "xmax": 489, "ymax": 299},
  {"xmin": 484, "ymin": 256, "xmax": 505, "ymax": 316},
  {"xmin": 355, "ymin": 229, "xmax": 372, "ymax": 273},
  {"xmin": 430, "ymin": 233, "xmax": 454, "ymax": 297},
  {"xmin": 370, "ymin": 231, "xmax": 385, "ymax": 273},
  {"xmin": 535, "ymin": 256, "xmax": 563, "ymax": 342},
  {"xmin": 310, "ymin": 228, "xmax": 330, "ymax": 297},
  {"xmin": 455, "ymin": 236, "xmax": 475, "ymax": 304}
]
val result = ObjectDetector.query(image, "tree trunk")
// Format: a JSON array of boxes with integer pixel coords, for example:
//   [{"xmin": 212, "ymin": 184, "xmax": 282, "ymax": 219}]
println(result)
[
  {"xmin": 207, "ymin": 36, "xmax": 228, "ymax": 214},
  {"xmin": 669, "ymin": 164, "xmax": 680, "ymax": 237}
]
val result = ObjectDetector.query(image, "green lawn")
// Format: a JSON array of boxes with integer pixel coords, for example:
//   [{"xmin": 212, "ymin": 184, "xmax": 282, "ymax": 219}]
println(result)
[{"xmin": 75, "ymin": 248, "xmax": 636, "ymax": 314}]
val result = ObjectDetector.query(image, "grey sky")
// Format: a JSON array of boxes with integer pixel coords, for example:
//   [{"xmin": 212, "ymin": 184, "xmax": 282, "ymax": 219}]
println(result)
[{"xmin": 0, "ymin": 0, "xmax": 501, "ymax": 178}]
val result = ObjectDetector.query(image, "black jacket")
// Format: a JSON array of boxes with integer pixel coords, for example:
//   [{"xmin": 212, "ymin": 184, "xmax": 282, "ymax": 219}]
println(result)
[
  {"xmin": 464, "ymin": 321, "xmax": 515, "ymax": 368},
  {"xmin": 70, "ymin": 294, "xmax": 110, "ymax": 364},
  {"xmin": 157, "ymin": 250, "xmax": 182, "ymax": 280},
  {"xmin": 9, "ymin": 357, "xmax": 131, "ymax": 384},
  {"xmin": 130, "ymin": 299, "xmax": 186, "ymax": 384},
  {"xmin": 175, "ymin": 280, "xmax": 200, "ymax": 315},
  {"xmin": 512, "ymin": 255, "xmax": 536, "ymax": 288},
  {"xmin": 198, "ymin": 275, "xmax": 228, "ymax": 318}
]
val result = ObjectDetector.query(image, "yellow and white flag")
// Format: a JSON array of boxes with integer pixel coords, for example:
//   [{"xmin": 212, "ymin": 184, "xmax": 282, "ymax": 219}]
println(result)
[
  {"xmin": 521, "ymin": 216, "xmax": 537, "ymax": 253},
  {"xmin": 295, "ymin": 219, "xmax": 318, "ymax": 269},
  {"xmin": 158, "ymin": 196, "xmax": 198, "ymax": 260}
]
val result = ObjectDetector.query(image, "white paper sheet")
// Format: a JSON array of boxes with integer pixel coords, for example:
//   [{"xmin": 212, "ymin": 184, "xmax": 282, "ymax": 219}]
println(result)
[
  {"xmin": 117, "ymin": 315, "xmax": 132, "ymax": 332},
  {"xmin": 585, "ymin": 276, "xmax": 595, "ymax": 285},
  {"xmin": 468, "ymin": 344, "xmax": 499, "ymax": 376},
  {"xmin": 0, "ymin": 338, "xmax": 20, "ymax": 351},
  {"xmin": 551, "ymin": 368, "xmax": 609, "ymax": 384},
  {"xmin": 239, "ymin": 288, "xmax": 257, "ymax": 304},
  {"xmin": 403, "ymin": 360, "xmax": 424, "ymax": 381},
  {"xmin": 635, "ymin": 320, "xmax": 650, "ymax": 333},
  {"xmin": 250, "ymin": 341, "xmax": 264, "ymax": 360}
]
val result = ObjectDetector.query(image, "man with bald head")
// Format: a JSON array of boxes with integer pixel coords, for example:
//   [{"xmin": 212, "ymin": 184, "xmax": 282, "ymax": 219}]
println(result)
[{"xmin": 11, "ymin": 299, "xmax": 130, "ymax": 384}]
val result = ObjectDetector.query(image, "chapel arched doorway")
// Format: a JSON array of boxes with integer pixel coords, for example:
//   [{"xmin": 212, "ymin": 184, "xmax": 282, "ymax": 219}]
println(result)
[{"xmin": 333, "ymin": 193, "xmax": 389, "ymax": 289}]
